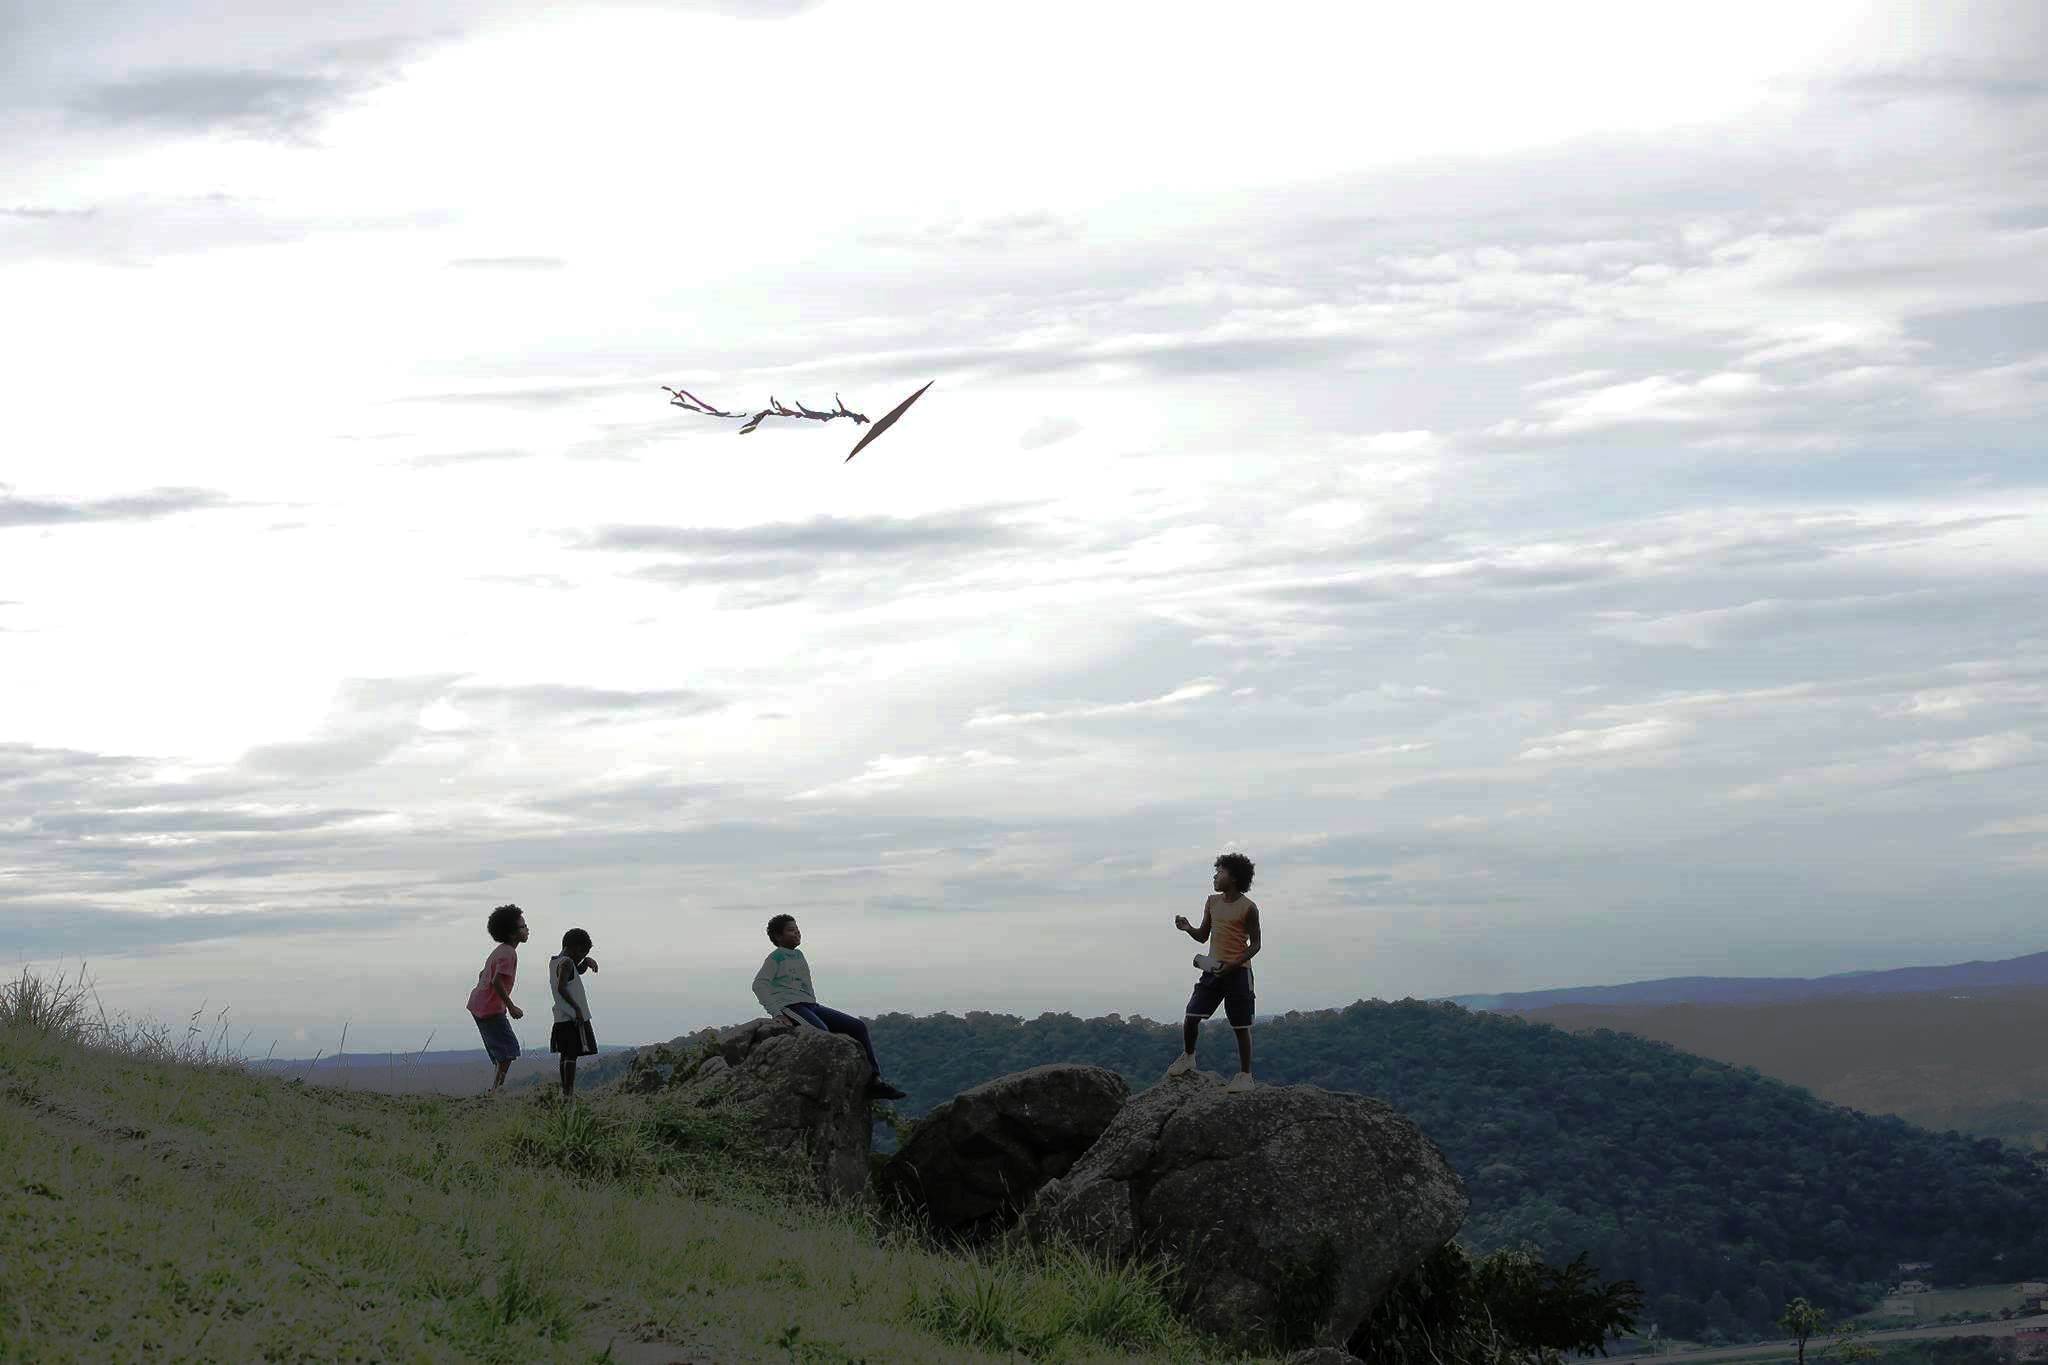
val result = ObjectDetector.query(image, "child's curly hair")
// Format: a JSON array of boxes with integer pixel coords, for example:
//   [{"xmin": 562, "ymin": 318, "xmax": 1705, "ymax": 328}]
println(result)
[
  {"xmin": 486, "ymin": 903, "xmax": 523, "ymax": 943},
  {"xmin": 766, "ymin": 914, "xmax": 796, "ymax": 942},
  {"xmin": 1214, "ymin": 852, "xmax": 1255, "ymax": 892}
]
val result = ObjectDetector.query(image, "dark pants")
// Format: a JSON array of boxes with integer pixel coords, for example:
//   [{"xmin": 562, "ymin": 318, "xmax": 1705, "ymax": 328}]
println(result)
[
  {"xmin": 785, "ymin": 1002, "xmax": 882, "ymax": 1077},
  {"xmin": 1186, "ymin": 965, "xmax": 1256, "ymax": 1027}
]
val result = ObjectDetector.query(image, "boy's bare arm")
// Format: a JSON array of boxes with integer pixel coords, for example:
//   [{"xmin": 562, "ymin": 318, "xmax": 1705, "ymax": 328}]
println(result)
[
  {"xmin": 491, "ymin": 979, "xmax": 522, "ymax": 1017},
  {"xmin": 1232, "ymin": 904, "xmax": 1262, "ymax": 968},
  {"xmin": 1174, "ymin": 898, "xmax": 1214, "ymax": 942}
]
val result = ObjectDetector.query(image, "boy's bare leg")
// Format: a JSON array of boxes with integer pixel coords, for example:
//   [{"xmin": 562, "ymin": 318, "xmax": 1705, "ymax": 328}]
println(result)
[
  {"xmin": 560, "ymin": 1058, "xmax": 576, "ymax": 1098},
  {"xmin": 1233, "ymin": 1026, "xmax": 1253, "ymax": 1075},
  {"xmin": 492, "ymin": 1059, "xmax": 512, "ymax": 1091},
  {"xmin": 1182, "ymin": 1016, "xmax": 1201, "ymax": 1057}
]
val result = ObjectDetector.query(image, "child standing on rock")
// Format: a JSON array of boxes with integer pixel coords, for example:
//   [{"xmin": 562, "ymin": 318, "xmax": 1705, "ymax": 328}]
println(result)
[
  {"xmin": 548, "ymin": 927, "xmax": 600, "ymax": 1099},
  {"xmin": 466, "ymin": 903, "xmax": 527, "ymax": 1094},
  {"xmin": 1166, "ymin": 852, "xmax": 1262, "ymax": 1091}
]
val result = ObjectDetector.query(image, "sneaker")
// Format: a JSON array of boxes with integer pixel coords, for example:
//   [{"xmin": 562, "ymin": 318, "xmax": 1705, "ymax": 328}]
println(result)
[
  {"xmin": 1225, "ymin": 1071, "xmax": 1254, "ymax": 1093},
  {"xmin": 1165, "ymin": 1052, "xmax": 1196, "ymax": 1078},
  {"xmin": 867, "ymin": 1079, "xmax": 908, "ymax": 1101}
]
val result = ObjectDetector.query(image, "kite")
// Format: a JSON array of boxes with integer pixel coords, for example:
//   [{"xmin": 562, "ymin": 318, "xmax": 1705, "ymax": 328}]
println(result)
[{"xmin": 662, "ymin": 380, "xmax": 934, "ymax": 462}]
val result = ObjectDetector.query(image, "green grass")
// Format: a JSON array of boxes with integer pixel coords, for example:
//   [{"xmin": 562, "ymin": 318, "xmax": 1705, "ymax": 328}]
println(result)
[{"xmin": 0, "ymin": 966, "xmax": 1267, "ymax": 1364}]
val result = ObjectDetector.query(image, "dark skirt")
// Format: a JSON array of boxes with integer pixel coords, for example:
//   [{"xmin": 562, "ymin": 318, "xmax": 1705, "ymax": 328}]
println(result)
[{"xmin": 550, "ymin": 1019, "xmax": 597, "ymax": 1058}]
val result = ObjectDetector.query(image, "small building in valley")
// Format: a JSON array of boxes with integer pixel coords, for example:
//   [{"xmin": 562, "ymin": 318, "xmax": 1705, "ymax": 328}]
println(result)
[{"xmin": 1896, "ymin": 1279, "xmax": 1935, "ymax": 1295}]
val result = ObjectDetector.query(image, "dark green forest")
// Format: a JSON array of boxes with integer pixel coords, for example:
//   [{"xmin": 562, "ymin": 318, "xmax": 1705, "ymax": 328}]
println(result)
[{"xmin": 844, "ymin": 1000, "xmax": 2048, "ymax": 1342}]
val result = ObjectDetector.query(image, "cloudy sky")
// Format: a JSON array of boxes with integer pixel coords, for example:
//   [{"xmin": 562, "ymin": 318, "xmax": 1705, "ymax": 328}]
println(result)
[{"xmin": 4, "ymin": 1, "xmax": 2045, "ymax": 1055}]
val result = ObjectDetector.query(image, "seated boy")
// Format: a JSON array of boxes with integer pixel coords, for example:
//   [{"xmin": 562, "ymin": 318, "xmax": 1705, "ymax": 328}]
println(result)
[{"xmin": 752, "ymin": 914, "xmax": 907, "ymax": 1101}]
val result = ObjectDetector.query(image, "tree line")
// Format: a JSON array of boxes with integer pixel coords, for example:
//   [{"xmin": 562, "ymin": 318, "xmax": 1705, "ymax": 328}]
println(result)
[{"xmin": 858, "ymin": 999, "xmax": 2048, "ymax": 1342}]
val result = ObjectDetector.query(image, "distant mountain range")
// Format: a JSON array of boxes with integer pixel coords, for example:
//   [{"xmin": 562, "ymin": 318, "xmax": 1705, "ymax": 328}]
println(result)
[
  {"xmin": 247, "ymin": 1045, "xmax": 635, "ymax": 1070},
  {"xmin": 246, "ymin": 1045, "xmax": 635, "ymax": 1095},
  {"xmin": 1450, "ymin": 949, "xmax": 2048, "ymax": 1011}
]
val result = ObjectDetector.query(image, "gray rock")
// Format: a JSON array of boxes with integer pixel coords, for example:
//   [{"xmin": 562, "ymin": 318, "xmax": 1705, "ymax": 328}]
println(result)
[
  {"xmin": 669, "ymin": 1018, "xmax": 873, "ymax": 1200},
  {"xmin": 877, "ymin": 1063, "xmax": 1129, "ymax": 1241},
  {"xmin": 1024, "ymin": 1072, "xmax": 1467, "ymax": 1351},
  {"xmin": 723, "ymin": 1016, "xmax": 825, "ymax": 1068},
  {"xmin": 617, "ymin": 1026, "xmax": 724, "ymax": 1093},
  {"xmin": 617, "ymin": 1042, "xmax": 682, "ymax": 1094}
]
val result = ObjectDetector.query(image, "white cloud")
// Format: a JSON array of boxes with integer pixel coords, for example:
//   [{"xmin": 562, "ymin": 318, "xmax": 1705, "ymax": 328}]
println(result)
[
  {"xmin": 1975, "ymin": 814, "xmax": 2048, "ymax": 837},
  {"xmin": 1352, "ymin": 430, "xmax": 1444, "ymax": 455},
  {"xmin": 966, "ymin": 680, "xmax": 1224, "ymax": 729},
  {"xmin": 788, "ymin": 749, "xmax": 1020, "ymax": 803},
  {"xmin": 1519, "ymin": 718, "xmax": 1691, "ymax": 762},
  {"xmin": 1916, "ymin": 730, "xmax": 2042, "ymax": 774}
]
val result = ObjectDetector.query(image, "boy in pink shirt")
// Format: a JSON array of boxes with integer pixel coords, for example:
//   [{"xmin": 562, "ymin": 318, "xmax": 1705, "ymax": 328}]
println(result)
[{"xmin": 465, "ymin": 903, "xmax": 528, "ymax": 1093}]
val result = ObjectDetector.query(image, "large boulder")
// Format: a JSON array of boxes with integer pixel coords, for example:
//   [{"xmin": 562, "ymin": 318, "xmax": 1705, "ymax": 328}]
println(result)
[
  {"xmin": 667, "ymin": 1018, "xmax": 873, "ymax": 1201},
  {"xmin": 878, "ymin": 1064, "xmax": 1130, "ymax": 1241},
  {"xmin": 1024, "ymin": 1071, "xmax": 1467, "ymax": 1351}
]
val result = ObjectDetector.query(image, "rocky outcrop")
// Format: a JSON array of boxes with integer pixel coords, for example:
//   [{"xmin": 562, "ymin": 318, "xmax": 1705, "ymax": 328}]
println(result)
[
  {"xmin": 877, "ymin": 1064, "xmax": 1129, "ymax": 1241},
  {"xmin": 616, "ymin": 1026, "xmax": 721, "ymax": 1094},
  {"xmin": 1025, "ymin": 1071, "xmax": 1467, "ymax": 1351},
  {"xmin": 662, "ymin": 1018, "xmax": 874, "ymax": 1201},
  {"xmin": 618, "ymin": 1043, "xmax": 682, "ymax": 1094}
]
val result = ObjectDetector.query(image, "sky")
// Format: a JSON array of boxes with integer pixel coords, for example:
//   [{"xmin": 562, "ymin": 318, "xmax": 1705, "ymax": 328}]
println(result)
[{"xmin": 3, "ymin": 0, "xmax": 2045, "ymax": 1056}]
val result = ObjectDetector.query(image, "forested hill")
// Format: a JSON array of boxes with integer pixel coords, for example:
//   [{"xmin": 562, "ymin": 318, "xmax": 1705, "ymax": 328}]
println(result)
[{"xmin": 863, "ymin": 1001, "xmax": 2048, "ymax": 1344}]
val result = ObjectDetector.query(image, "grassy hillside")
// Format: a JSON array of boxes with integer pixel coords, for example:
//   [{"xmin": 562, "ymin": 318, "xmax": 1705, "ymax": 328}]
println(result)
[
  {"xmin": 0, "ymin": 974, "xmax": 1269, "ymax": 1364},
  {"xmin": 1512, "ymin": 987, "xmax": 2048, "ymax": 1151},
  {"xmin": 844, "ymin": 1001, "xmax": 2048, "ymax": 1343}
]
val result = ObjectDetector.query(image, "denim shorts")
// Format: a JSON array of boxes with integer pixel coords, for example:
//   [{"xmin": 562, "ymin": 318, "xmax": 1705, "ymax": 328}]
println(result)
[{"xmin": 474, "ymin": 1010, "xmax": 521, "ymax": 1064}]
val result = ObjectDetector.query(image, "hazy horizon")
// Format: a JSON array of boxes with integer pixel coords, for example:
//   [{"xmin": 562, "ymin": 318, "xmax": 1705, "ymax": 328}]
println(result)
[
  {"xmin": 5, "ymin": 1, "xmax": 2045, "ymax": 1055},
  {"xmin": 236, "ymin": 939, "xmax": 2048, "ymax": 1064}
]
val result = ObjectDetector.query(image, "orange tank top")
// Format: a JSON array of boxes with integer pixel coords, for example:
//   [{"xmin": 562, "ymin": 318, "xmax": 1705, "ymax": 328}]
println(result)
[{"xmin": 1210, "ymin": 896, "xmax": 1252, "ymax": 963}]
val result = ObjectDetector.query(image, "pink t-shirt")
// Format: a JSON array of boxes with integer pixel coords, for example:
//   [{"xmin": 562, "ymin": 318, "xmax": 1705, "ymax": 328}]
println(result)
[{"xmin": 466, "ymin": 944, "xmax": 517, "ymax": 1017}]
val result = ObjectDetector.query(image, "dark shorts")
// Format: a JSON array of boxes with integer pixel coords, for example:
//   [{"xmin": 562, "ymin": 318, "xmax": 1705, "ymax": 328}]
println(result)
[
  {"xmin": 550, "ymin": 1020, "xmax": 597, "ymax": 1058},
  {"xmin": 474, "ymin": 1011, "xmax": 520, "ymax": 1064},
  {"xmin": 1187, "ymin": 966, "xmax": 1255, "ymax": 1028}
]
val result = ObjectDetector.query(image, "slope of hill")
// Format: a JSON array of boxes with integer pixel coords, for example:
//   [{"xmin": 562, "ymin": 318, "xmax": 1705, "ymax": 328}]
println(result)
[
  {"xmin": 853, "ymin": 1002, "xmax": 2048, "ymax": 1343},
  {"xmin": 0, "ymin": 1016, "xmax": 1247, "ymax": 1364},
  {"xmin": 1513, "ymin": 986, "xmax": 2048, "ymax": 1151},
  {"xmin": 1450, "ymin": 950, "xmax": 2048, "ymax": 1012}
]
